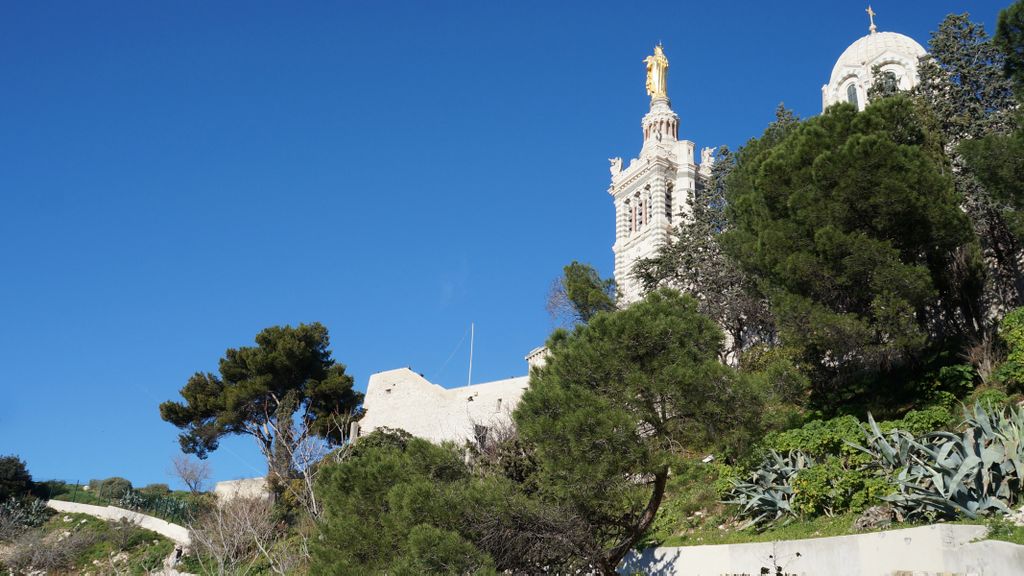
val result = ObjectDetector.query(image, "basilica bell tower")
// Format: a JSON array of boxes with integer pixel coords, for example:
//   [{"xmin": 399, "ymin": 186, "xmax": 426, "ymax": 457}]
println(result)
[{"xmin": 608, "ymin": 44, "xmax": 703, "ymax": 305}]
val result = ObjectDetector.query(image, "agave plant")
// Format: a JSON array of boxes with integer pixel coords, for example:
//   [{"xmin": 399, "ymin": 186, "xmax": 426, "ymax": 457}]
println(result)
[
  {"xmin": 724, "ymin": 450, "xmax": 814, "ymax": 529},
  {"xmin": 855, "ymin": 403, "xmax": 1024, "ymax": 520}
]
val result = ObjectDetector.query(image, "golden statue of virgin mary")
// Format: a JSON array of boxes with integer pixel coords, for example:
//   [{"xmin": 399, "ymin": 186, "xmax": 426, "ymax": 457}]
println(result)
[{"xmin": 644, "ymin": 44, "xmax": 669, "ymax": 99}]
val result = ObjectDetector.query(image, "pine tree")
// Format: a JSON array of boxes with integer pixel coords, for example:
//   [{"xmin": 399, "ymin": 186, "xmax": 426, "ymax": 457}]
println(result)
[
  {"xmin": 916, "ymin": 12, "xmax": 1024, "ymax": 319},
  {"xmin": 723, "ymin": 96, "xmax": 982, "ymax": 410},
  {"xmin": 159, "ymin": 323, "xmax": 362, "ymax": 482},
  {"xmin": 516, "ymin": 289, "xmax": 762, "ymax": 574}
]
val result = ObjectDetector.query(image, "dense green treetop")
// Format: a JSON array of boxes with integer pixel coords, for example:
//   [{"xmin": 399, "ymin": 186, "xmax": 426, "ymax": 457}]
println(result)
[
  {"xmin": 917, "ymin": 13, "xmax": 1017, "ymax": 143},
  {"xmin": 996, "ymin": 0, "xmax": 1024, "ymax": 91},
  {"xmin": 516, "ymin": 289, "xmax": 762, "ymax": 574},
  {"xmin": 0, "ymin": 456, "xmax": 33, "ymax": 501},
  {"xmin": 959, "ymin": 1, "xmax": 1024, "ymax": 244},
  {"xmin": 722, "ymin": 96, "xmax": 981, "ymax": 409},
  {"xmin": 917, "ymin": 8, "xmax": 1024, "ymax": 316},
  {"xmin": 159, "ymin": 323, "xmax": 362, "ymax": 481},
  {"xmin": 311, "ymin": 430, "xmax": 497, "ymax": 576},
  {"xmin": 547, "ymin": 260, "xmax": 617, "ymax": 326}
]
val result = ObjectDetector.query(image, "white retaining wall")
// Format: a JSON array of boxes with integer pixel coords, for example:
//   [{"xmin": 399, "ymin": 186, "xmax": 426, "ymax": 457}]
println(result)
[
  {"xmin": 620, "ymin": 523, "xmax": 1024, "ymax": 575},
  {"xmin": 47, "ymin": 499, "xmax": 190, "ymax": 546}
]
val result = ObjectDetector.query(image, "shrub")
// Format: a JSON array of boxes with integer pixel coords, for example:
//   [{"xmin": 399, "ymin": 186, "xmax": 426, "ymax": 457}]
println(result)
[
  {"xmin": 312, "ymin": 431, "xmax": 500, "ymax": 574},
  {"xmin": 880, "ymin": 402, "xmax": 957, "ymax": 436},
  {"xmin": 968, "ymin": 387, "xmax": 1011, "ymax": 409},
  {"xmin": 139, "ymin": 483, "xmax": 171, "ymax": 496},
  {"xmin": 996, "ymin": 307, "xmax": 1024, "ymax": 391},
  {"xmin": 0, "ymin": 456, "xmax": 33, "ymax": 501},
  {"xmin": 89, "ymin": 477, "xmax": 133, "ymax": 500},
  {"xmin": 0, "ymin": 497, "xmax": 52, "ymax": 541},
  {"xmin": 912, "ymin": 363, "xmax": 977, "ymax": 401},
  {"xmin": 790, "ymin": 456, "xmax": 894, "ymax": 517},
  {"xmin": 1, "ymin": 526, "xmax": 98, "ymax": 572},
  {"xmin": 389, "ymin": 524, "xmax": 497, "ymax": 576},
  {"xmin": 763, "ymin": 416, "xmax": 863, "ymax": 459}
]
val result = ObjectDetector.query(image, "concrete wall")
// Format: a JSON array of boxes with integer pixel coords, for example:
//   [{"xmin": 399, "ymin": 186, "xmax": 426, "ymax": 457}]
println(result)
[
  {"xmin": 47, "ymin": 499, "xmax": 190, "ymax": 546},
  {"xmin": 620, "ymin": 523, "xmax": 1024, "ymax": 575},
  {"xmin": 359, "ymin": 368, "xmax": 529, "ymax": 445},
  {"xmin": 213, "ymin": 477, "xmax": 269, "ymax": 502}
]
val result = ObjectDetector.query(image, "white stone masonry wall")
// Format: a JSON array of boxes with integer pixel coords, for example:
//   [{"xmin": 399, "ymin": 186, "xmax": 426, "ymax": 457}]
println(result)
[{"xmin": 359, "ymin": 368, "xmax": 528, "ymax": 445}]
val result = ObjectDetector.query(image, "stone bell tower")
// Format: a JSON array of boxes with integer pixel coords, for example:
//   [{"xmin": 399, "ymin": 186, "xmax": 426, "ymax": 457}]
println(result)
[{"xmin": 608, "ymin": 44, "xmax": 700, "ymax": 305}]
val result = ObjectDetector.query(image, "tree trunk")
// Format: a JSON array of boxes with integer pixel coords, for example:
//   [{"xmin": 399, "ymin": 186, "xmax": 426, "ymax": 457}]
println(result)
[{"xmin": 600, "ymin": 467, "xmax": 669, "ymax": 575}]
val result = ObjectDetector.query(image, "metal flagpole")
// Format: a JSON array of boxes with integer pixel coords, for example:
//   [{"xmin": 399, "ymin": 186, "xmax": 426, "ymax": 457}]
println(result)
[{"xmin": 467, "ymin": 322, "xmax": 474, "ymax": 386}]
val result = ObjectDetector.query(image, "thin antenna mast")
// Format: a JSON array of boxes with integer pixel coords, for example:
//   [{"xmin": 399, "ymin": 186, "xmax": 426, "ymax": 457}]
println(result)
[{"xmin": 467, "ymin": 322, "xmax": 474, "ymax": 386}]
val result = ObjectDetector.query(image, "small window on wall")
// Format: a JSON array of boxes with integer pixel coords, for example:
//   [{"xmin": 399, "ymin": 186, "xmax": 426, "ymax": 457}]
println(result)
[
  {"xmin": 847, "ymin": 83, "xmax": 859, "ymax": 108},
  {"xmin": 474, "ymin": 425, "xmax": 489, "ymax": 448}
]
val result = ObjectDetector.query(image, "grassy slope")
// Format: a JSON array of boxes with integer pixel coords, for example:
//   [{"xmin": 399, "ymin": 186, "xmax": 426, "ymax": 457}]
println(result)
[{"xmin": 1, "ymin": 512, "xmax": 175, "ymax": 574}]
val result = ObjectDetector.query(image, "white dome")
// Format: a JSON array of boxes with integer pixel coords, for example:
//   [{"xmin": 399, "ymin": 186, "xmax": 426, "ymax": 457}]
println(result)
[
  {"xmin": 822, "ymin": 30, "xmax": 927, "ymax": 112},
  {"xmin": 828, "ymin": 31, "xmax": 926, "ymax": 87}
]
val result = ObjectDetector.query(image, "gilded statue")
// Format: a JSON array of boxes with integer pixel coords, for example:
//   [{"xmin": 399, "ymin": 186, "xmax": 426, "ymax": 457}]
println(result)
[{"xmin": 644, "ymin": 44, "xmax": 669, "ymax": 99}]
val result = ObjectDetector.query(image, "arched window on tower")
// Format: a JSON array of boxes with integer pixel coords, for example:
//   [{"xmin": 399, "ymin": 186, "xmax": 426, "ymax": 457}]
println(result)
[
  {"xmin": 633, "ymin": 192, "xmax": 642, "ymax": 232},
  {"xmin": 623, "ymin": 200, "xmax": 630, "ymax": 234},
  {"xmin": 665, "ymin": 183, "xmax": 674, "ymax": 224},
  {"xmin": 846, "ymin": 83, "xmax": 859, "ymax": 108}
]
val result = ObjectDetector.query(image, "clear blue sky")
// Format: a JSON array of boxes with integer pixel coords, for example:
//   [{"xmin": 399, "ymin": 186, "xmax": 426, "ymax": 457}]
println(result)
[{"xmin": 0, "ymin": 1, "xmax": 1010, "ymax": 488}]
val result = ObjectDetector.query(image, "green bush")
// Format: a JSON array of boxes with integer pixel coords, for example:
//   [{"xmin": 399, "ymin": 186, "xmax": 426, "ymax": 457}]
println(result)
[
  {"xmin": 89, "ymin": 477, "xmax": 133, "ymax": 500},
  {"xmin": 736, "ymin": 407, "xmax": 951, "ymax": 525},
  {"xmin": 138, "ymin": 483, "xmax": 170, "ymax": 496},
  {"xmin": 858, "ymin": 403, "xmax": 1024, "ymax": 520},
  {"xmin": 880, "ymin": 402, "xmax": 957, "ymax": 436},
  {"xmin": 912, "ymin": 362, "xmax": 977, "ymax": 402},
  {"xmin": 996, "ymin": 307, "xmax": 1024, "ymax": 391},
  {"xmin": 763, "ymin": 415, "xmax": 863, "ymax": 459},
  {"xmin": 969, "ymin": 387, "xmax": 1011, "ymax": 409},
  {"xmin": 312, "ymin": 431, "xmax": 492, "ymax": 574},
  {"xmin": 791, "ymin": 456, "xmax": 894, "ymax": 517},
  {"xmin": 389, "ymin": 524, "xmax": 497, "ymax": 576},
  {"xmin": 0, "ymin": 456, "xmax": 33, "ymax": 501}
]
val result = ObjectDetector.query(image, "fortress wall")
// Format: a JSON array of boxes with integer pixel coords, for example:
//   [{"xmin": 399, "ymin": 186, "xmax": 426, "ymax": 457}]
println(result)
[
  {"xmin": 358, "ymin": 368, "xmax": 529, "ymax": 445},
  {"xmin": 213, "ymin": 477, "xmax": 269, "ymax": 502}
]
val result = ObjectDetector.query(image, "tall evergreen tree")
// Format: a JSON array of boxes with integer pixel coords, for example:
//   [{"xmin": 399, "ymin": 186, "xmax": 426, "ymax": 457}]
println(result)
[
  {"xmin": 516, "ymin": 289, "xmax": 762, "ymax": 574},
  {"xmin": 723, "ymin": 96, "xmax": 982, "ymax": 410},
  {"xmin": 159, "ymin": 323, "xmax": 362, "ymax": 482},
  {"xmin": 917, "ymin": 13, "xmax": 1017, "ymax": 141},
  {"xmin": 917, "ymin": 12, "xmax": 1024, "ymax": 318},
  {"xmin": 996, "ymin": 0, "xmax": 1024, "ymax": 91}
]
